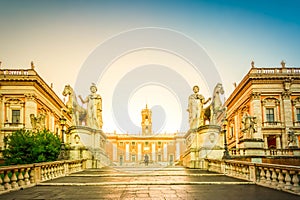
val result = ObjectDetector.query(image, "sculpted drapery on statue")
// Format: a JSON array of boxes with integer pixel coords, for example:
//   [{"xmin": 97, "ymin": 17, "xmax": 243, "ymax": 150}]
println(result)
[
  {"xmin": 79, "ymin": 83, "xmax": 103, "ymax": 129},
  {"xmin": 187, "ymin": 85, "xmax": 211, "ymax": 129}
]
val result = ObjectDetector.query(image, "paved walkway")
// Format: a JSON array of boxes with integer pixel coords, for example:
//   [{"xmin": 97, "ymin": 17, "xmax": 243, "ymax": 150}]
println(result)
[{"xmin": 0, "ymin": 166, "xmax": 299, "ymax": 200}]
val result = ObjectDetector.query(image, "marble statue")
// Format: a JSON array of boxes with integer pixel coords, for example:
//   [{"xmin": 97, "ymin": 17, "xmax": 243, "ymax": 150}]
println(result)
[
  {"xmin": 187, "ymin": 85, "xmax": 211, "ymax": 129},
  {"xmin": 204, "ymin": 83, "xmax": 226, "ymax": 125},
  {"xmin": 242, "ymin": 112, "xmax": 257, "ymax": 139},
  {"xmin": 62, "ymin": 85, "xmax": 87, "ymax": 126},
  {"xmin": 79, "ymin": 83, "xmax": 103, "ymax": 129},
  {"xmin": 30, "ymin": 113, "xmax": 46, "ymax": 131}
]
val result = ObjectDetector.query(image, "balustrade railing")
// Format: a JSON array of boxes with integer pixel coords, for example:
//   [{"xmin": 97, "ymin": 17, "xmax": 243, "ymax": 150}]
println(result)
[
  {"xmin": 230, "ymin": 148, "xmax": 300, "ymax": 157},
  {"xmin": 0, "ymin": 159, "xmax": 86, "ymax": 194},
  {"xmin": 205, "ymin": 159, "xmax": 300, "ymax": 195}
]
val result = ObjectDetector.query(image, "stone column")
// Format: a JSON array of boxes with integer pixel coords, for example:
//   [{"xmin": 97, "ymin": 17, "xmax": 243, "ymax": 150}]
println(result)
[
  {"xmin": 264, "ymin": 135, "xmax": 268, "ymax": 148},
  {"xmin": 276, "ymin": 135, "xmax": 282, "ymax": 149},
  {"xmin": 282, "ymin": 91, "xmax": 292, "ymax": 148}
]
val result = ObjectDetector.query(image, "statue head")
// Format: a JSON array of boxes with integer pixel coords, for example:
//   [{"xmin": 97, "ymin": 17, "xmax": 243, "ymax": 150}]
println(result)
[
  {"xmin": 193, "ymin": 85, "xmax": 199, "ymax": 93},
  {"xmin": 90, "ymin": 83, "xmax": 97, "ymax": 93}
]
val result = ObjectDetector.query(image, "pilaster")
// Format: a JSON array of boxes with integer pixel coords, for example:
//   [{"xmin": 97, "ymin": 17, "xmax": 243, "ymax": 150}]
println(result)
[
  {"xmin": 24, "ymin": 93, "xmax": 37, "ymax": 128},
  {"xmin": 250, "ymin": 92, "xmax": 263, "ymax": 139},
  {"xmin": 282, "ymin": 91, "xmax": 292, "ymax": 148}
]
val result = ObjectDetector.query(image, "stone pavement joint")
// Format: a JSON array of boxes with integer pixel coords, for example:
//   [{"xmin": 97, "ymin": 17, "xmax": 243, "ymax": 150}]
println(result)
[{"xmin": 37, "ymin": 181, "xmax": 255, "ymax": 186}]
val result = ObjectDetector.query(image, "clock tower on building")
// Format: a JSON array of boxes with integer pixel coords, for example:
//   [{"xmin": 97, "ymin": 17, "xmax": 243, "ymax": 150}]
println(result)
[{"xmin": 141, "ymin": 104, "xmax": 152, "ymax": 136}]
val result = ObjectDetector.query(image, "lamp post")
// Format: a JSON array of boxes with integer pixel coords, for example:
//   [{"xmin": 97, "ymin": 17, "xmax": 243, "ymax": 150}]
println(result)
[
  {"xmin": 58, "ymin": 116, "xmax": 67, "ymax": 160},
  {"xmin": 222, "ymin": 119, "xmax": 230, "ymax": 159}
]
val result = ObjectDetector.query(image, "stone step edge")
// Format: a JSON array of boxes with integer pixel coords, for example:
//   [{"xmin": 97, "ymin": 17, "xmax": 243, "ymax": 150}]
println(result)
[
  {"xmin": 37, "ymin": 181, "xmax": 254, "ymax": 186},
  {"xmin": 69, "ymin": 174, "xmax": 224, "ymax": 177}
]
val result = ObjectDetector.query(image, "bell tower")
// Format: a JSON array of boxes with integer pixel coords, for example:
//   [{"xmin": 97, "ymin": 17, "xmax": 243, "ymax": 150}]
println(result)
[{"xmin": 141, "ymin": 104, "xmax": 152, "ymax": 136}]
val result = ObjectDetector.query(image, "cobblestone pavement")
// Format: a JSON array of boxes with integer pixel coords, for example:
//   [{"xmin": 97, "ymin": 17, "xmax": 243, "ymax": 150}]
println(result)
[{"xmin": 0, "ymin": 166, "xmax": 299, "ymax": 200}]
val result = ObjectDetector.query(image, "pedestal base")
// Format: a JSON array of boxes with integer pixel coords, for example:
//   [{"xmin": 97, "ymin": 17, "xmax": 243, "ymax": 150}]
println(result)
[{"xmin": 238, "ymin": 138, "xmax": 264, "ymax": 156}]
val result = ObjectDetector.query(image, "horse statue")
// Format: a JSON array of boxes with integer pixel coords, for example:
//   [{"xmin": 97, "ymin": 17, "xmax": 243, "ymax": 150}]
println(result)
[
  {"xmin": 204, "ymin": 83, "xmax": 226, "ymax": 125},
  {"xmin": 62, "ymin": 85, "xmax": 87, "ymax": 126}
]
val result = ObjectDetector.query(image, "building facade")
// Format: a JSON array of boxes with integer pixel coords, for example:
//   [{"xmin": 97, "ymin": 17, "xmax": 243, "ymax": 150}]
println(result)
[
  {"xmin": 0, "ymin": 65, "xmax": 71, "ymax": 154},
  {"xmin": 106, "ymin": 105, "xmax": 186, "ymax": 166},
  {"xmin": 225, "ymin": 62, "xmax": 300, "ymax": 150}
]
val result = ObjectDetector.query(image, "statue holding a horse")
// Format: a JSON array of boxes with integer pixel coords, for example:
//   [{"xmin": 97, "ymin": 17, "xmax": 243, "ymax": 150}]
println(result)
[{"xmin": 187, "ymin": 83, "xmax": 226, "ymax": 129}]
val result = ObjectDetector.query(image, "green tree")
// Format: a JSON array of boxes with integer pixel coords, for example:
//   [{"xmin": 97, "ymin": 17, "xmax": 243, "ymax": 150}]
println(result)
[{"xmin": 3, "ymin": 129, "xmax": 61, "ymax": 165}]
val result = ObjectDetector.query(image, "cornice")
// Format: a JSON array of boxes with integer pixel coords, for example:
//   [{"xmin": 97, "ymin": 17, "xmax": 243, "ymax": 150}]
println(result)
[{"xmin": 226, "ymin": 67, "xmax": 300, "ymax": 106}]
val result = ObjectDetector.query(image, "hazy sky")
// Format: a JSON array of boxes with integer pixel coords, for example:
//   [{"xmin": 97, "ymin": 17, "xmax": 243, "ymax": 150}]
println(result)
[{"xmin": 1, "ymin": 0, "xmax": 300, "ymax": 133}]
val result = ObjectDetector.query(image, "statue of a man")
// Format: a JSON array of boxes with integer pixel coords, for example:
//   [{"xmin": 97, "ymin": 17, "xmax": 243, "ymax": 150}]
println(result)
[
  {"xmin": 187, "ymin": 85, "xmax": 211, "ymax": 129},
  {"xmin": 79, "ymin": 83, "xmax": 103, "ymax": 129}
]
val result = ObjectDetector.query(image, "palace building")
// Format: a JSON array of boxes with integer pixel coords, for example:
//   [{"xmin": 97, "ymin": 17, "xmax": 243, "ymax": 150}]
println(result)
[
  {"xmin": 225, "ymin": 61, "xmax": 300, "ymax": 150},
  {"xmin": 105, "ymin": 105, "xmax": 186, "ymax": 166},
  {"xmin": 0, "ymin": 64, "xmax": 71, "ymax": 155},
  {"xmin": 1, "ymin": 61, "xmax": 300, "ymax": 164}
]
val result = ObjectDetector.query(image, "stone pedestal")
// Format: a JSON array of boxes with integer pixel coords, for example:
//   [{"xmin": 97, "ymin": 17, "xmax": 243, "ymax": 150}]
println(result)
[
  {"xmin": 238, "ymin": 138, "xmax": 265, "ymax": 156},
  {"xmin": 183, "ymin": 125, "xmax": 223, "ymax": 169},
  {"xmin": 67, "ymin": 126, "xmax": 110, "ymax": 168}
]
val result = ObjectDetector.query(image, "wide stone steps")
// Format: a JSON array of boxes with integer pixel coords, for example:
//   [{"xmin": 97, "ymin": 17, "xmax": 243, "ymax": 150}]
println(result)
[{"xmin": 1, "ymin": 166, "xmax": 300, "ymax": 200}]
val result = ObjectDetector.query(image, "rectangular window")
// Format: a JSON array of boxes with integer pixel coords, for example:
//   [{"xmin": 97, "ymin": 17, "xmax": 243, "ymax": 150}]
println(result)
[
  {"xmin": 131, "ymin": 142, "xmax": 136, "ymax": 146},
  {"xmin": 119, "ymin": 142, "xmax": 123, "ymax": 146},
  {"xmin": 145, "ymin": 141, "xmax": 149, "ymax": 146},
  {"xmin": 12, "ymin": 110, "xmax": 20, "ymax": 123},
  {"xmin": 297, "ymin": 108, "xmax": 300, "ymax": 122},
  {"xmin": 266, "ymin": 108, "xmax": 275, "ymax": 122}
]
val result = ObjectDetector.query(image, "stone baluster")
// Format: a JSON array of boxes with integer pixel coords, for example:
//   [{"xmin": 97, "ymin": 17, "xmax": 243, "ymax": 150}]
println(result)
[
  {"xmin": 41, "ymin": 166, "xmax": 45, "ymax": 181},
  {"xmin": 270, "ymin": 168, "xmax": 278, "ymax": 187},
  {"xmin": 44, "ymin": 166, "xmax": 49, "ymax": 180},
  {"xmin": 291, "ymin": 171, "xmax": 300, "ymax": 193},
  {"xmin": 0, "ymin": 171, "xmax": 5, "ymax": 191},
  {"xmin": 3, "ymin": 170, "xmax": 11, "ymax": 190},
  {"xmin": 59, "ymin": 164, "xmax": 64, "ymax": 176},
  {"xmin": 276, "ymin": 169, "xmax": 285, "ymax": 189},
  {"xmin": 24, "ymin": 168, "xmax": 31, "ymax": 185},
  {"xmin": 225, "ymin": 163, "xmax": 230, "ymax": 175},
  {"xmin": 53, "ymin": 164, "xmax": 58, "ymax": 178},
  {"xmin": 231, "ymin": 165, "xmax": 236, "ymax": 177},
  {"xmin": 241, "ymin": 165, "xmax": 245, "ymax": 179},
  {"xmin": 10, "ymin": 169, "xmax": 18, "ymax": 189},
  {"xmin": 259, "ymin": 167, "xmax": 266, "ymax": 184},
  {"xmin": 283, "ymin": 170, "xmax": 292, "ymax": 190},
  {"xmin": 18, "ymin": 168, "xmax": 25, "ymax": 187},
  {"xmin": 29, "ymin": 167, "xmax": 35, "ymax": 184},
  {"xmin": 50, "ymin": 165, "xmax": 54, "ymax": 179},
  {"xmin": 265, "ymin": 168, "xmax": 271, "ymax": 185},
  {"xmin": 237, "ymin": 164, "xmax": 242, "ymax": 178},
  {"xmin": 244, "ymin": 166, "xmax": 250, "ymax": 180}
]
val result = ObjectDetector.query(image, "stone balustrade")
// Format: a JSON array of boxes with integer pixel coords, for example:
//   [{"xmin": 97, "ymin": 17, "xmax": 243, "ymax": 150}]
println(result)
[
  {"xmin": 230, "ymin": 148, "xmax": 300, "ymax": 157},
  {"xmin": 205, "ymin": 159, "xmax": 300, "ymax": 195},
  {"xmin": 0, "ymin": 159, "xmax": 86, "ymax": 194}
]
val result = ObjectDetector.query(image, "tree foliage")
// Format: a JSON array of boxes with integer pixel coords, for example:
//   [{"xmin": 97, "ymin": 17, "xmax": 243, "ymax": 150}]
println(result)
[{"xmin": 3, "ymin": 129, "xmax": 61, "ymax": 165}]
